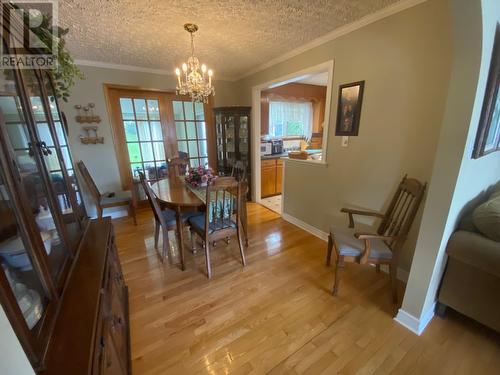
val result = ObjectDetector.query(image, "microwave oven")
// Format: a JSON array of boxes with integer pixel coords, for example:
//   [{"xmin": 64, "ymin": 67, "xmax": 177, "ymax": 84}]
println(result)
[{"xmin": 260, "ymin": 142, "xmax": 272, "ymax": 156}]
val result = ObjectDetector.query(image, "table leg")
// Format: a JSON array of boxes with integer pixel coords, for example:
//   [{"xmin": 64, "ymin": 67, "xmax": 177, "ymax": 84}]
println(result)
[{"xmin": 175, "ymin": 207, "xmax": 185, "ymax": 271}]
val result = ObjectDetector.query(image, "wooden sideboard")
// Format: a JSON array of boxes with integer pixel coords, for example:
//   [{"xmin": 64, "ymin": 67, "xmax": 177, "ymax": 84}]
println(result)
[
  {"xmin": 42, "ymin": 218, "xmax": 130, "ymax": 375},
  {"xmin": 261, "ymin": 158, "xmax": 283, "ymax": 198}
]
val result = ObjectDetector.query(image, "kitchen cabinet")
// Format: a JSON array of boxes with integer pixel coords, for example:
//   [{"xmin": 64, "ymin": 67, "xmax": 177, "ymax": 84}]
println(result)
[{"xmin": 261, "ymin": 159, "xmax": 283, "ymax": 198}]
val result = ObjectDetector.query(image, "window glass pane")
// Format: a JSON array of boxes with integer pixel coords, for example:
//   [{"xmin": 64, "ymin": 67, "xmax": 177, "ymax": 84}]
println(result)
[
  {"xmin": 30, "ymin": 96, "xmax": 45, "ymax": 122},
  {"xmin": 0, "ymin": 96, "xmax": 22, "ymax": 123},
  {"xmin": 133, "ymin": 99, "xmax": 148, "ymax": 120},
  {"xmin": 36, "ymin": 123, "xmax": 54, "ymax": 147},
  {"xmin": 156, "ymin": 161, "xmax": 168, "ymax": 179},
  {"xmin": 61, "ymin": 147, "xmax": 72, "ymax": 168},
  {"xmin": 130, "ymin": 163, "xmax": 143, "ymax": 180},
  {"xmin": 188, "ymin": 141, "xmax": 198, "ymax": 157},
  {"xmin": 0, "ymin": 164, "xmax": 50, "ymax": 331},
  {"xmin": 186, "ymin": 122, "xmax": 196, "ymax": 139},
  {"xmin": 141, "ymin": 143, "xmax": 154, "ymax": 161},
  {"xmin": 183, "ymin": 102, "xmax": 195, "ymax": 120},
  {"xmin": 5, "ymin": 123, "xmax": 28, "ymax": 149},
  {"xmin": 119, "ymin": 98, "xmax": 135, "ymax": 120},
  {"xmin": 153, "ymin": 142, "xmax": 165, "ymax": 160},
  {"xmin": 54, "ymin": 122, "xmax": 66, "ymax": 146},
  {"xmin": 190, "ymin": 158, "xmax": 199, "ymax": 167},
  {"xmin": 199, "ymin": 140, "xmax": 208, "ymax": 157},
  {"xmin": 200, "ymin": 157, "xmax": 208, "ymax": 167},
  {"xmin": 124, "ymin": 121, "xmax": 138, "ymax": 141},
  {"xmin": 196, "ymin": 121, "xmax": 207, "ymax": 139},
  {"xmin": 194, "ymin": 102, "xmax": 205, "ymax": 120},
  {"xmin": 177, "ymin": 141, "xmax": 188, "ymax": 154},
  {"xmin": 150, "ymin": 121, "xmax": 162, "ymax": 141},
  {"xmin": 176, "ymin": 122, "xmax": 186, "ymax": 140},
  {"xmin": 137, "ymin": 121, "xmax": 151, "ymax": 141},
  {"xmin": 45, "ymin": 150, "xmax": 60, "ymax": 172},
  {"xmin": 147, "ymin": 100, "xmax": 160, "ymax": 120},
  {"xmin": 173, "ymin": 101, "xmax": 184, "ymax": 120},
  {"xmin": 127, "ymin": 143, "xmax": 142, "ymax": 163},
  {"xmin": 143, "ymin": 162, "xmax": 157, "ymax": 180}
]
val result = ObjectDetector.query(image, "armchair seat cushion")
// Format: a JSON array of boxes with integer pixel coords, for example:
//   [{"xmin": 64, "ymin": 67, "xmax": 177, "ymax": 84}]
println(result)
[
  {"xmin": 100, "ymin": 190, "xmax": 132, "ymax": 205},
  {"xmin": 330, "ymin": 226, "xmax": 393, "ymax": 260}
]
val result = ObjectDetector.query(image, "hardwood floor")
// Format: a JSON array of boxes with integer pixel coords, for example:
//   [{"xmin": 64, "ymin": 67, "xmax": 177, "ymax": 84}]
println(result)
[{"xmin": 113, "ymin": 203, "xmax": 500, "ymax": 374}]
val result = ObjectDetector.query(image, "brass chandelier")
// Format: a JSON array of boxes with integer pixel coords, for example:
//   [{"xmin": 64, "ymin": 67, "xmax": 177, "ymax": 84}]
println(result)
[{"xmin": 175, "ymin": 23, "xmax": 215, "ymax": 103}]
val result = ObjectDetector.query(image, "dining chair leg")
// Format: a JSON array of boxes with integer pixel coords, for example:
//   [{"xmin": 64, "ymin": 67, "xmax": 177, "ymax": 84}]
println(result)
[
  {"xmin": 237, "ymin": 223, "xmax": 246, "ymax": 267},
  {"xmin": 205, "ymin": 240, "xmax": 212, "ymax": 279},
  {"xmin": 97, "ymin": 205, "xmax": 103, "ymax": 220},
  {"xmin": 375, "ymin": 264, "xmax": 381, "ymax": 273},
  {"xmin": 154, "ymin": 221, "xmax": 160, "ymax": 250},
  {"xmin": 389, "ymin": 264, "xmax": 398, "ymax": 304},
  {"xmin": 332, "ymin": 257, "xmax": 344, "ymax": 296},
  {"xmin": 161, "ymin": 227, "xmax": 169, "ymax": 263},
  {"xmin": 326, "ymin": 233, "xmax": 333, "ymax": 266},
  {"xmin": 190, "ymin": 229, "xmax": 197, "ymax": 253},
  {"xmin": 129, "ymin": 201, "xmax": 137, "ymax": 225},
  {"xmin": 241, "ymin": 202, "xmax": 249, "ymax": 246}
]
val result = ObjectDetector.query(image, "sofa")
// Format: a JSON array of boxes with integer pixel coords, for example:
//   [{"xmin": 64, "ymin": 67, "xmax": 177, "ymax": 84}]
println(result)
[{"xmin": 437, "ymin": 187, "xmax": 500, "ymax": 333}]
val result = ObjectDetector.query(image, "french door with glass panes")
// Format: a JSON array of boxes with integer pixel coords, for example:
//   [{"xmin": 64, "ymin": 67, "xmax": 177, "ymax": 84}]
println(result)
[{"xmin": 105, "ymin": 87, "xmax": 214, "ymax": 192}]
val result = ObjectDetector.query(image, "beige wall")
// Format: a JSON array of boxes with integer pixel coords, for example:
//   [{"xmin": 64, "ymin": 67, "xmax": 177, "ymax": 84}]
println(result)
[
  {"xmin": 61, "ymin": 66, "xmax": 238, "ymax": 214},
  {"xmin": 235, "ymin": 0, "xmax": 453, "ymax": 271},
  {"xmin": 402, "ymin": 0, "xmax": 500, "ymax": 318}
]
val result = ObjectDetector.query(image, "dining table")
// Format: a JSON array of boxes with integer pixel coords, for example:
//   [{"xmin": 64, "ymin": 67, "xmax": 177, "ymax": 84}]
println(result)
[
  {"xmin": 150, "ymin": 175, "xmax": 249, "ymax": 271},
  {"xmin": 150, "ymin": 175, "xmax": 204, "ymax": 271}
]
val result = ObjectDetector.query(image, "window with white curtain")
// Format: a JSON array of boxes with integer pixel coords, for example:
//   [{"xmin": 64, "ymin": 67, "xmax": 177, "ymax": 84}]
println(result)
[{"xmin": 269, "ymin": 101, "xmax": 313, "ymax": 139}]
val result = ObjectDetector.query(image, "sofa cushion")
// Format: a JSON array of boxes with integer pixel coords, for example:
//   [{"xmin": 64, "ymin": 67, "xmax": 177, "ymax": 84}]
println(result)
[
  {"xmin": 446, "ymin": 230, "xmax": 500, "ymax": 278},
  {"xmin": 472, "ymin": 194, "xmax": 500, "ymax": 242}
]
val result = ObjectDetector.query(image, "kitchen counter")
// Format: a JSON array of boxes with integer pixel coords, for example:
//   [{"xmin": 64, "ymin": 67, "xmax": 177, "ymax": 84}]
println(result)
[
  {"xmin": 261, "ymin": 152, "xmax": 288, "ymax": 160},
  {"xmin": 261, "ymin": 149, "xmax": 322, "ymax": 160}
]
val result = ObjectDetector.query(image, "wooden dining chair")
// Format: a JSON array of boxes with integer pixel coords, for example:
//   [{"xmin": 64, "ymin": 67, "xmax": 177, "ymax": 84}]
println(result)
[
  {"xmin": 326, "ymin": 175, "xmax": 427, "ymax": 303},
  {"xmin": 76, "ymin": 160, "xmax": 137, "ymax": 225},
  {"xmin": 188, "ymin": 177, "xmax": 246, "ymax": 278},
  {"xmin": 231, "ymin": 161, "xmax": 249, "ymax": 246},
  {"xmin": 168, "ymin": 156, "xmax": 189, "ymax": 177},
  {"xmin": 138, "ymin": 172, "xmax": 200, "ymax": 263}
]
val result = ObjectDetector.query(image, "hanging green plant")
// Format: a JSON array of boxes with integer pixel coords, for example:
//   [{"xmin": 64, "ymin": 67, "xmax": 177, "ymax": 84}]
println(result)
[{"xmin": 18, "ymin": 5, "xmax": 84, "ymax": 101}]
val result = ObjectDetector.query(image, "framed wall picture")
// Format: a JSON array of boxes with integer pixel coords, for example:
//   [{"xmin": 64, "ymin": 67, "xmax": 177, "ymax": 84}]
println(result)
[
  {"xmin": 473, "ymin": 23, "xmax": 500, "ymax": 159},
  {"xmin": 335, "ymin": 80, "xmax": 365, "ymax": 136}
]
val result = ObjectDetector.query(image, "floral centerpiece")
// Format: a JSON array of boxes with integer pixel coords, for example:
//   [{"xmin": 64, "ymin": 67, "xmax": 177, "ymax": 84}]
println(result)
[{"xmin": 185, "ymin": 166, "xmax": 217, "ymax": 187}]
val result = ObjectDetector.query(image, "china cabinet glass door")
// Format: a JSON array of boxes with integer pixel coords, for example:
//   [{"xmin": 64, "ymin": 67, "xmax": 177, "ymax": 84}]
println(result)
[
  {"xmin": 19, "ymin": 69, "xmax": 82, "ymax": 252},
  {"xmin": 0, "ymin": 68, "xmax": 72, "ymax": 285},
  {"xmin": 0, "ymin": 163, "xmax": 51, "ymax": 333},
  {"xmin": 40, "ymin": 71, "xmax": 86, "ymax": 222}
]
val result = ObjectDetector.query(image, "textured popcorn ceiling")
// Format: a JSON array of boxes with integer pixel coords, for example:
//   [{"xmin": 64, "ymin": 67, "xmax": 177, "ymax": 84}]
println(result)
[{"xmin": 58, "ymin": 0, "xmax": 401, "ymax": 79}]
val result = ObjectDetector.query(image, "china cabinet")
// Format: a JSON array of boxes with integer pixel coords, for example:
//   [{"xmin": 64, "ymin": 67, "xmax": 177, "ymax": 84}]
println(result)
[
  {"xmin": 214, "ymin": 106, "xmax": 251, "ymax": 194},
  {"xmin": 0, "ymin": 4, "xmax": 130, "ymax": 374}
]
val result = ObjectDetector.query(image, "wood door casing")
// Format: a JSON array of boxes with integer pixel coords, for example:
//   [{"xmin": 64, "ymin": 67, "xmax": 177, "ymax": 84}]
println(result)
[
  {"xmin": 276, "ymin": 159, "xmax": 283, "ymax": 194},
  {"xmin": 104, "ymin": 85, "xmax": 215, "ymax": 191}
]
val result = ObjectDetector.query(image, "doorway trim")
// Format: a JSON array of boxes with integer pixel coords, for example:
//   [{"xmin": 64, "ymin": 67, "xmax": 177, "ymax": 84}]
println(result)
[{"xmin": 250, "ymin": 60, "xmax": 335, "ymax": 204}]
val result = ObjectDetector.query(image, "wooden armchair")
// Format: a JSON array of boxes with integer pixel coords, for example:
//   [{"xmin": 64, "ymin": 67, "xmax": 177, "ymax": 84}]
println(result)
[
  {"xmin": 76, "ymin": 160, "xmax": 137, "ymax": 225},
  {"xmin": 326, "ymin": 175, "xmax": 426, "ymax": 302}
]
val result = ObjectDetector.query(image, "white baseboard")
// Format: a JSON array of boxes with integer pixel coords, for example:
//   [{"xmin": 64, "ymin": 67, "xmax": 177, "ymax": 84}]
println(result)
[
  {"xmin": 281, "ymin": 212, "xmax": 409, "ymax": 283},
  {"xmin": 281, "ymin": 212, "xmax": 329, "ymax": 241},
  {"xmin": 394, "ymin": 302, "xmax": 435, "ymax": 335}
]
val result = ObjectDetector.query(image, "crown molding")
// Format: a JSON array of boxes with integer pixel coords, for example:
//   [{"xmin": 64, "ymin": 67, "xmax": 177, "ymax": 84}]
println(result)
[
  {"xmin": 234, "ymin": 0, "xmax": 428, "ymax": 81},
  {"xmin": 74, "ymin": 59, "xmax": 235, "ymax": 81}
]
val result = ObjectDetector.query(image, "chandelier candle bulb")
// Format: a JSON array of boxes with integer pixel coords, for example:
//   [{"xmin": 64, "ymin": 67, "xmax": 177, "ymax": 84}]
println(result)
[{"xmin": 174, "ymin": 23, "xmax": 215, "ymax": 103}]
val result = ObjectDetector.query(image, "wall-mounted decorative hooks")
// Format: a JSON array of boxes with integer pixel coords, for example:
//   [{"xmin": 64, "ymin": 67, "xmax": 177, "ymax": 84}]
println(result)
[
  {"xmin": 80, "ymin": 126, "xmax": 104, "ymax": 144},
  {"xmin": 75, "ymin": 103, "xmax": 101, "ymax": 123}
]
